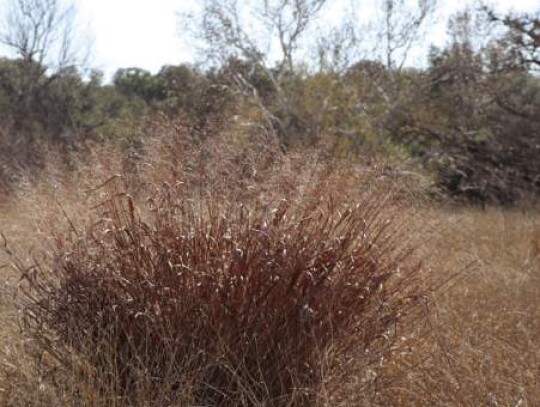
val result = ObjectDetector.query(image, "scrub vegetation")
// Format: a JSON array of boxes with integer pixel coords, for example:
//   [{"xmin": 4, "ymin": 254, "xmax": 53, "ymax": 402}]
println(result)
[{"xmin": 0, "ymin": 0, "xmax": 538, "ymax": 405}]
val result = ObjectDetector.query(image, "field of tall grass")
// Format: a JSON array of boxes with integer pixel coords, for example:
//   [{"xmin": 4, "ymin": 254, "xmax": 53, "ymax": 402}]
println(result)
[{"xmin": 0, "ymin": 119, "xmax": 538, "ymax": 406}]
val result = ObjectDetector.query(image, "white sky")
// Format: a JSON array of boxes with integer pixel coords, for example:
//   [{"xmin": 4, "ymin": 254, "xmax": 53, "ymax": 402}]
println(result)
[
  {"xmin": 1, "ymin": 0, "xmax": 538, "ymax": 78},
  {"xmin": 77, "ymin": 0, "xmax": 194, "ymax": 76}
]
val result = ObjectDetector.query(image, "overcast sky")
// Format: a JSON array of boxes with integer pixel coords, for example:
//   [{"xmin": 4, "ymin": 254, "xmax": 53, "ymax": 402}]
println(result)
[{"xmin": 1, "ymin": 0, "xmax": 538, "ymax": 78}]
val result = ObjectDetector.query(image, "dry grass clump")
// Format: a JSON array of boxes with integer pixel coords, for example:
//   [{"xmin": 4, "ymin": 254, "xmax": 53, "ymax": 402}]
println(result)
[{"xmin": 9, "ymin": 177, "xmax": 428, "ymax": 406}]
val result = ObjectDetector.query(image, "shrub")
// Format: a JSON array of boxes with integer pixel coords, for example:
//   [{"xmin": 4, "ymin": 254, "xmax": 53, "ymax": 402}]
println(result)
[{"xmin": 17, "ymin": 180, "xmax": 426, "ymax": 406}]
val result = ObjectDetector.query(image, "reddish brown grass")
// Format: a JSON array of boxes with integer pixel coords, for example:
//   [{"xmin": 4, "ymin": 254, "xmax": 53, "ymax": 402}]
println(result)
[{"xmin": 11, "ymin": 173, "xmax": 426, "ymax": 406}]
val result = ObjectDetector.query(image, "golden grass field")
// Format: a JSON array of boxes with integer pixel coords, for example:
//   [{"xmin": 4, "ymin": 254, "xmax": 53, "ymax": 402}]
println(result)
[{"xmin": 0, "ymin": 127, "xmax": 538, "ymax": 406}]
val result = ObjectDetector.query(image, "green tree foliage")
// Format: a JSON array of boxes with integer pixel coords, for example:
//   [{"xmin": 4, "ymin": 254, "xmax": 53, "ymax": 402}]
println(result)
[
  {"xmin": 112, "ymin": 64, "xmax": 232, "ymax": 128},
  {"xmin": 113, "ymin": 68, "xmax": 163, "ymax": 104},
  {"xmin": 384, "ymin": 10, "xmax": 540, "ymax": 204}
]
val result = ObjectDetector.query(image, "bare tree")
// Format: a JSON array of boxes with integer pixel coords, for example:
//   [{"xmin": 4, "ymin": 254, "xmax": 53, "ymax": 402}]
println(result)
[
  {"xmin": 183, "ymin": 0, "xmax": 436, "ymax": 143},
  {"xmin": 314, "ymin": 6, "xmax": 360, "ymax": 73},
  {"xmin": 378, "ymin": 0, "xmax": 437, "ymax": 71},
  {"xmin": 316, "ymin": 0, "xmax": 436, "ymax": 74},
  {"xmin": 191, "ymin": 0, "xmax": 326, "ymax": 74},
  {"xmin": 0, "ymin": 0, "xmax": 91, "ymax": 139},
  {"xmin": 183, "ymin": 0, "xmax": 328, "ymax": 137},
  {"xmin": 483, "ymin": 6, "xmax": 540, "ymax": 71},
  {"xmin": 0, "ymin": 0, "xmax": 87, "ymax": 70},
  {"xmin": 362, "ymin": 0, "xmax": 437, "ymax": 106},
  {"xmin": 313, "ymin": 0, "xmax": 437, "ymax": 114}
]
